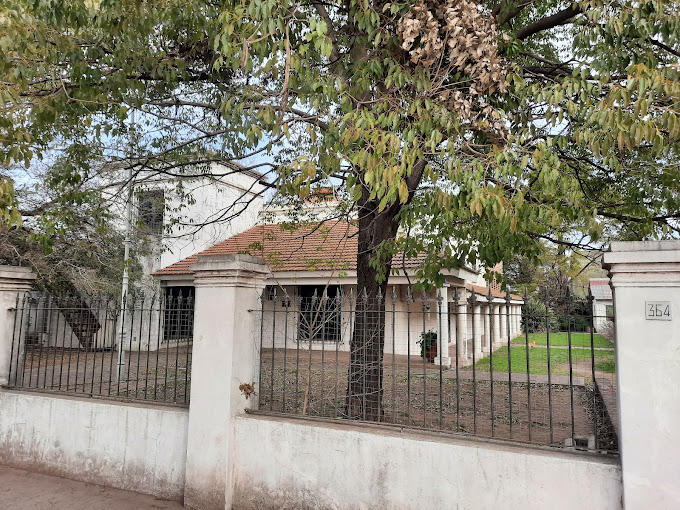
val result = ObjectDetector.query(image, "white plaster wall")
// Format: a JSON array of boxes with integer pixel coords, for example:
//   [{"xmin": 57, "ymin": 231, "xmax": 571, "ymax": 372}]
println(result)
[
  {"xmin": 232, "ymin": 414, "xmax": 622, "ymax": 510},
  {"xmin": 593, "ymin": 300, "xmax": 613, "ymax": 332},
  {"xmin": 0, "ymin": 390, "xmax": 189, "ymax": 501},
  {"xmin": 158, "ymin": 169, "xmax": 264, "ymax": 271},
  {"xmin": 102, "ymin": 163, "xmax": 265, "ymax": 287}
]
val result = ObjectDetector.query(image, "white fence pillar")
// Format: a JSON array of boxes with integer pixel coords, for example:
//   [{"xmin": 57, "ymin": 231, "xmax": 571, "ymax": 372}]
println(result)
[
  {"xmin": 603, "ymin": 241, "xmax": 680, "ymax": 510},
  {"xmin": 0, "ymin": 266, "xmax": 36, "ymax": 386},
  {"xmin": 183, "ymin": 254, "xmax": 269, "ymax": 510}
]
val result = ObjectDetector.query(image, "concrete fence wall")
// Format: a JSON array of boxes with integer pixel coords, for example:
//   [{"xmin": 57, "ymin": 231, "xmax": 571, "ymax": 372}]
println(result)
[
  {"xmin": 0, "ymin": 390, "xmax": 189, "ymax": 500},
  {"xmin": 2, "ymin": 242, "xmax": 680, "ymax": 510},
  {"xmin": 232, "ymin": 414, "xmax": 622, "ymax": 510}
]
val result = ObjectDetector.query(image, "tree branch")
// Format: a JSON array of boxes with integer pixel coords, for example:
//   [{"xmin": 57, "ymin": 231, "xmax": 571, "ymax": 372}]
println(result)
[{"xmin": 515, "ymin": 5, "xmax": 581, "ymax": 41}]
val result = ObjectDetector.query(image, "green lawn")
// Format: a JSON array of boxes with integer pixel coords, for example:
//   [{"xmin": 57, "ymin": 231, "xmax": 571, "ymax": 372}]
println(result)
[
  {"xmin": 511, "ymin": 332, "xmax": 614, "ymax": 349},
  {"xmin": 464, "ymin": 345, "xmax": 616, "ymax": 376}
]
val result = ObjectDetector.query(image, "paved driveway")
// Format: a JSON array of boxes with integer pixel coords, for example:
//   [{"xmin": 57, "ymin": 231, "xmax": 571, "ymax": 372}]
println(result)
[{"xmin": 0, "ymin": 465, "xmax": 184, "ymax": 509}]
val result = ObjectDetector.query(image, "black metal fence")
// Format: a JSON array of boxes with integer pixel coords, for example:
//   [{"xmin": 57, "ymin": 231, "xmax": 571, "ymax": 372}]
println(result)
[
  {"xmin": 257, "ymin": 285, "xmax": 618, "ymax": 453},
  {"xmin": 6, "ymin": 290, "xmax": 194, "ymax": 406}
]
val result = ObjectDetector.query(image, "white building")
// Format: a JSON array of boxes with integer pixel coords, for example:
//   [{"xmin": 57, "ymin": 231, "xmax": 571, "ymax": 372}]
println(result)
[
  {"xmin": 589, "ymin": 278, "xmax": 614, "ymax": 332},
  {"xmin": 102, "ymin": 161, "xmax": 266, "ymax": 288},
  {"xmin": 152, "ymin": 220, "xmax": 523, "ymax": 367}
]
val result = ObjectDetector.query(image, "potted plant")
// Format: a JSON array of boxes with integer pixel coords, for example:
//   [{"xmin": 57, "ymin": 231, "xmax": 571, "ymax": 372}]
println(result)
[{"xmin": 418, "ymin": 330, "xmax": 438, "ymax": 362}]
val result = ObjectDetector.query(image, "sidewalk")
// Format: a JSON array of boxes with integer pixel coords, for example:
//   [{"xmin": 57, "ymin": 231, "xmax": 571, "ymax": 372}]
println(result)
[{"xmin": 0, "ymin": 465, "xmax": 184, "ymax": 509}]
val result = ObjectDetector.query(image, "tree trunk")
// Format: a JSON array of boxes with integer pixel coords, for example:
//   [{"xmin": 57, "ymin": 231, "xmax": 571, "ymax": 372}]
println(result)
[{"xmin": 346, "ymin": 191, "xmax": 401, "ymax": 421}]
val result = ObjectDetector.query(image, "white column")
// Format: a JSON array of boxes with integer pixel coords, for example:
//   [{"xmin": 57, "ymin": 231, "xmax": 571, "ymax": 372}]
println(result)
[
  {"xmin": 482, "ymin": 302, "xmax": 491, "ymax": 355},
  {"xmin": 0, "ymin": 266, "xmax": 36, "ymax": 386},
  {"xmin": 499, "ymin": 303, "xmax": 507, "ymax": 345},
  {"xmin": 603, "ymin": 241, "xmax": 680, "ymax": 510},
  {"xmin": 434, "ymin": 286, "xmax": 451, "ymax": 367},
  {"xmin": 492, "ymin": 303, "xmax": 501, "ymax": 349},
  {"xmin": 473, "ymin": 302, "xmax": 483, "ymax": 360},
  {"xmin": 183, "ymin": 254, "xmax": 269, "ymax": 510},
  {"xmin": 513, "ymin": 304, "xmax": 521, "ymax": 337},
  {"xmin": 456, "ymin": 291, "xmax": 468, "ymax": 362}
]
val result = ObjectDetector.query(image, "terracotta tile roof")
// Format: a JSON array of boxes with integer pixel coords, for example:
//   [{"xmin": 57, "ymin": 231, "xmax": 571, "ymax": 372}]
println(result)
[
  {"xmin": 466, "ymin": 283, "xmax": 522, "ymax": 301},
  {"xmin": 153, "ymin": 221, "xmax": 424, "ymax": 277}
]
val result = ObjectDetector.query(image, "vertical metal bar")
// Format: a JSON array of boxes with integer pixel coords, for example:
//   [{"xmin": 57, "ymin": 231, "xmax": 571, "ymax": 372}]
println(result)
[
  {"xmin": 437, "ymin": 290, "xmax": 443, "ymax": 431},
  {"xmin": 90, "ymin": 295, "xmax": 100, "ymax": 395},
  {"xmin": 421, "ymin": 290, "xmax": 427, "ymax": 428},
  {"xmin": 545, "ymin": 288, "xmax": 554, "ymax": 444},
  {"xmin": 153, "ymin": 293, "xmax": 163, "ymax": 400},
  {"xmin": 470, "ymin": 290, "xmax": 477, "ymax": 435},
  {"xmin": 99, "ymin": 297, "xmax": 111, "ymax": 395},
  {"xmin": 143, "ymin": 295, "xmax": 155, "ymax": 399},
  {"xmin": 488, "ymin": 288, "xmax": 495, "ymax": 437},
  {"xmin": 108, "ymin": 298, "xmax": 117, "ymax": 396},
  {"xmin": 66, "ymin": 296, "xmax": 77, "ymax": 392},
  {"xmin": 566, "ymin": 288, "xmax": 576, "ymax": 441},
  {"xmin": 454, "ymin": 288, "xmax": 460, "ymax": 431},
  {"xmin": 270, "ymin": 287, "xmax": 277, "ymax": 411},
  {"xmin": 81, "ymin": 296, "xmax": 92, "ymax": 393},
  {"xmin": 7, "ymin": 293, "xmax": 20, "ymax": 386},
  {"xmin": 294, "ymin": 293, "xmax": 301, "ymax": 414},
  {"xmin": 258, "ymin": 290, "xmax": 265, "ymax": 411},
  {"xmin": 173, "ymin": 293, "xmax": 184, "ymax": 403},
  {"xmin": 391, "ymin": 287, "xmax": 397, "ymax": 424},
  {"xmin": 163, "ymin": 293, "xmax": 172, "ymax": 401},
  {"xmin": 183, "ymin": 293, "xmax": 192, "ymax": 405},
  {"xmin": 135, "ymin": 294, "xmax": 145, "ymax": 399},
  {"xmin": 321, "ymin": 290, "xmax": 327, "ymax": 416},
  {"xmin": 334, "ymin": 292, "xmax": 340, "ymax": 418},
  {"xmin": 283, "ymin": 291, "xmax": 289, "ymax": 413},
  {"xmin": 377, "ymin": 288, "xmax": 383, "ymax": 423},
  {"xmin": 116, "ymin": 292, "xmax": 127, "ymax": 395},
  {"xmin": 588, "ymin": 287, "xmax": 598, "ymax": 449},
  {"xmin": 61, "ymin": 295, "xmax": 73, "ymax": 391},
  {"xmin": 523, "ymin": 288, "xmax": 532, "ymax": 442},
  {"xmin": 406, "ymin": 287, "xmax": 412, "ymax": 426},
  {"xmin": 17, "ymin": 293, "xmax": 29, "ymax": 387},
  {"xmin": 76, "ymin": 298, "xmax": 87, "ymax": 392},
  {"xmin": 35, "ymin": 294, "xmax": 45, "ymax": 389},
  {"xmin": 506, "ymin": 289, "xmax": 513, "ymax": 438},
  {"xmin": 361, "ymin": 288, "xmax": 367, "ymax": 422},
  {"xmin": 44, "ymin": 296, "xmax": 54, "ymax": 389},
  {"xmin": 127, "ymin": 294, "xmax": 137, "ymax": 394},
  {"xmin": 26, "ymin": 296, "xmax": 36, "ymax": 387},
  {"xmin": 49, "ymin": 296, "xmax": 61, "ymax": 390}
]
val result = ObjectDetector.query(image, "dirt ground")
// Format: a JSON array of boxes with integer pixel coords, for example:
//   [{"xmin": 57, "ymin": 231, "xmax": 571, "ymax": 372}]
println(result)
[
  {"xmin": 259, "ymin": 347, "xmax": 618, "ymax": 450},
  {"xmin": 0, "ymin": 465, "xmax": 184, "ymax": 510}
]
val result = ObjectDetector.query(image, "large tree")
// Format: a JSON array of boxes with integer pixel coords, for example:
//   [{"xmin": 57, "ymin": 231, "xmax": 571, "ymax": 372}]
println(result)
[{"xmin": 2, "ymin": 0, "xmax": 680, "ymax": 418}]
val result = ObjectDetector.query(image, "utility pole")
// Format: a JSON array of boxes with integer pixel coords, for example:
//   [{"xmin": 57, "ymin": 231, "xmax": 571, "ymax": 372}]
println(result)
[{"xmin": 117, "ymin": 109, "xmax": 135, "ymax": 382}]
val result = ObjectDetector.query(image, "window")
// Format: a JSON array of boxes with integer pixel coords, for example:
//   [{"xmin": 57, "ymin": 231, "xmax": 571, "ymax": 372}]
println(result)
[
  {"xmin": 138, "ymin": 189, "xmax": 164, "ymax": 235},
  {"xmin": 164, "ymin": 286, "xmax": 194, "ymax": 342},
  {"xmin": 605, "ymin": 304, "xmax": 614, "ymax": 318},
  {"xmin": 298, "ymin": 285, "xmax": 341, "ymax": 342}
]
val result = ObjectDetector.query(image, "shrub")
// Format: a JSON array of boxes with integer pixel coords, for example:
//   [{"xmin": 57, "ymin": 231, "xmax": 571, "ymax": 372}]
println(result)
[
  {"xmin": 522, "ymin": 299, "xmax": 559, "ymax": 333},
  {"xmin": 417, "ymin": 330, "xmax": 437, "ymax": 358}
]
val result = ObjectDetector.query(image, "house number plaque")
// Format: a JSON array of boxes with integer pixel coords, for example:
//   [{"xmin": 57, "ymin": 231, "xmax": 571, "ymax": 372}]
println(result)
[{"xmin": 645, "ymin": 301, "xmax": 672, "ymax": 321}]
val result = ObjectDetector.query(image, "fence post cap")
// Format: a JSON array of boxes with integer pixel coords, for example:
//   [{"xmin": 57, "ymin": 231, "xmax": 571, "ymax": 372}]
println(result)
[{"xmin": 0, "ymin": 265, "xmax": 37, "ymax": 292}]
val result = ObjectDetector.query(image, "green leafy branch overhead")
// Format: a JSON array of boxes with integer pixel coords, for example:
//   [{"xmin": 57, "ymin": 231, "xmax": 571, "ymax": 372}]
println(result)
[{"xmin": 0, "ymin": 0, "xmax": 679, "ymax": 285}]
